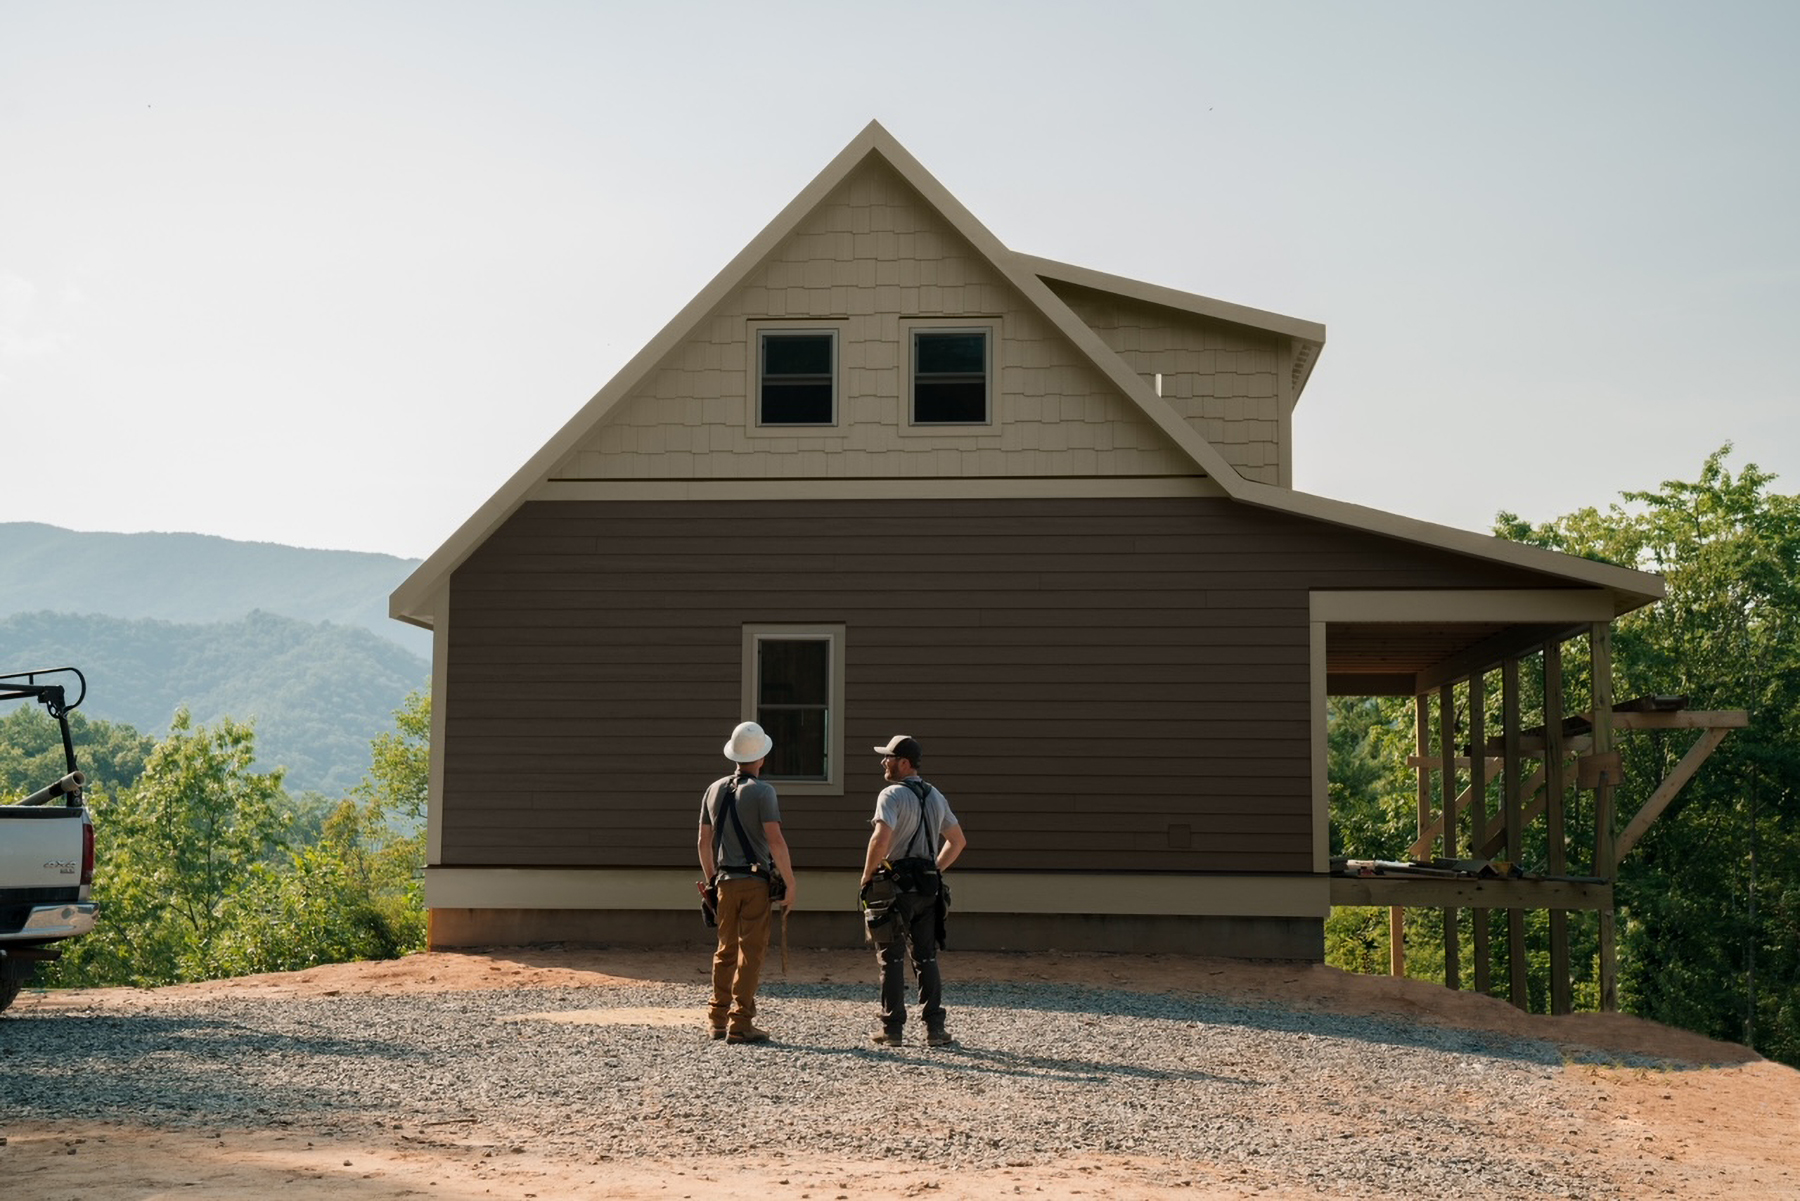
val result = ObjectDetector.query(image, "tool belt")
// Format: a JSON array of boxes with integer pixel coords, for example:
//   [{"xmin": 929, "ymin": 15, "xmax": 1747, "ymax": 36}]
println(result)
[
  {"xmin": 884, "ymin": 856, "xmax": 940, "ymax": 897},
  {"xmin": 861, "ymin": 858, "xmax": 949, "ymax": 946}
]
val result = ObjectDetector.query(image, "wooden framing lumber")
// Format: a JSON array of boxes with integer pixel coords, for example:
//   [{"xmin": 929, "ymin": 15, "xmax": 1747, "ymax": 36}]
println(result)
[
  {"xmin": 1439, "ymin": 683, "xmax": 1459, "ymax": 990},
  {"xmin": 1614, "ymin": 726, "xmax": 1733, "ymax": 861},
  {"xmin": 1503, "ymin": 657, "xmax": 1527, "ymax": 1009},
  {"xmin": 1592, "ymin": 623, "xmax": 1618, "ymax": 1012},
  {"xmin": 1407, "ymin": 758, "xmax": 1572, "ymax": 861},
  {"xmin": 1611, "ymin": 710, "xmax": 1750, "ymax": 730},
  {"xmin": 1470, "ymin": 671, "xmax": 1491, "ymax": 995},
  {"xmin": 1331, "ymin": 876, "xmax": 1610, "ymax": 911},
  {"xmin": 1345, "ymin": 626, "xmax": 1742, "ymax": 1015},
  {"xmin": 1544, "ymin": 639, "xmax": 1572, "ymax": 1015}
]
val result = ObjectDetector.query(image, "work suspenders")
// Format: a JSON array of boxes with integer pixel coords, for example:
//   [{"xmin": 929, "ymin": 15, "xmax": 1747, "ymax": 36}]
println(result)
[
  {"xmin": 899, "ymin": 778, "xmax": 941, "ymax": 863},
  {"xmin": 710, "ymin": 776, "xmax": 760, "ymax": 874}
]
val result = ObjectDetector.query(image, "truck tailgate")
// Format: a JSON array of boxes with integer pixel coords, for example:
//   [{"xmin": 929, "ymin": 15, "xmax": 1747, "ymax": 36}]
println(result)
[{"xmin": 0, "ymin": 807, "xmax": 89, "ymax": 896}]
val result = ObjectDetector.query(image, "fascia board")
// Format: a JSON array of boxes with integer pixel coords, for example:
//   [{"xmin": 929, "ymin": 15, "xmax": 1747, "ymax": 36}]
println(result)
[
  {"xmin": 1233, "ymin": 477, "xmax": 1665, "ymax": 612},
  {"xmin": 1311, "ymin": 589, "xmax": 1617, "ymax": 624},
  {"xmin": 1018, "ymin": 253, "xmax": 1328, "ymax": 346},
  {"xmin": 391, "ymin": 121, "xmax": 905, "ymax": 622}
]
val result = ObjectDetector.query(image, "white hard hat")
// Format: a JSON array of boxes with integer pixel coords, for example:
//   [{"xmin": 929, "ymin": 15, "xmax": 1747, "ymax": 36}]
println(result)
[{"xmin": 723, "ymin": 721, "xmax": 774, "ymax": 763}]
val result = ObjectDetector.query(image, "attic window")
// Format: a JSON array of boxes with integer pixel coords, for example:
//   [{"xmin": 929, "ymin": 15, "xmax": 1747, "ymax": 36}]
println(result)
[
  {"xmin": 759, "ymin": 331, "xmax": 836, "ymax": 425},
  {"xmin": 911, "ymin": 329, "xmax": 989, "ymax": 424}
]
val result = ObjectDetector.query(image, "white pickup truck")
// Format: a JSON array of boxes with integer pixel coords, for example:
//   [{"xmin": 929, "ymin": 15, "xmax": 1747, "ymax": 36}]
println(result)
[{"xmin": 1, "ymin": 668, "xmax": 98, "ymax": 1013}]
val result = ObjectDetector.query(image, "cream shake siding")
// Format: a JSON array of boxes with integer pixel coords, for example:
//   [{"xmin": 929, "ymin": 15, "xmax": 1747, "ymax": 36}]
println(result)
[
  {"xmin": 1047, "ymin": 280, "xmax": 1287, "ymax": 484},
  {"xmin": 549, "ymin": 160, "xmax": 1199, "ymax": 482}
]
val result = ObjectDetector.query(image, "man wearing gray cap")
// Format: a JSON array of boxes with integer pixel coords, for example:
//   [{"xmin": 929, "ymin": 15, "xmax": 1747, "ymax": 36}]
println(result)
[
  {"xmin": 860, "ymin": 734, "xmax": 967, "ymax": 1046},
  {"xmin": 699, "ymin": 720, "xmax": 797, "ymax": 1044}
]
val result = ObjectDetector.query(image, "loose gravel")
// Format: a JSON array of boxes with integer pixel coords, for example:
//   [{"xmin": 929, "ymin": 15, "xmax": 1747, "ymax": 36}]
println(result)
[{"xmin": 1, "ymin": 979, "xmax": 1637, "ymax": 1197}]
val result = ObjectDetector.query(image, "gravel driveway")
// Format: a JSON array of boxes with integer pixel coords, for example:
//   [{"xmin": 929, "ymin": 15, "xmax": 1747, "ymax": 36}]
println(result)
[{"xmin": 2, "ymin": 979, "xmax": 1637, "ymax": 1198}]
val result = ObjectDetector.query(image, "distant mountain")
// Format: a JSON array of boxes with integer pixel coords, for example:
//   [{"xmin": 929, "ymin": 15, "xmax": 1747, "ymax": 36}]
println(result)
[
  {"xmin": 0, "ymin": 610, "xmax": 428, "ymax": 797},
  {"xmin": 0, "ymin": 523, "xmax": 428, "ymax": 658}
]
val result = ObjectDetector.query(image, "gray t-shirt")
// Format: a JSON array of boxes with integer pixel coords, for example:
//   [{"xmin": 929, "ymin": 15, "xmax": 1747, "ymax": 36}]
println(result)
[
  {"xmin": 872, "ymin": 776, "xmax": 958, "ymax": 861},
  {"xmin": 699, "ymin": 773, "xmax": 781, "ymax": 879}
]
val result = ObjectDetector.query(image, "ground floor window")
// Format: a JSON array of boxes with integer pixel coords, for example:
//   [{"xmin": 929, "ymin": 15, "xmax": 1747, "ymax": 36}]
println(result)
[{"xmin": 742, "ymin": 623, "xmax": 845, "ymax": 794}]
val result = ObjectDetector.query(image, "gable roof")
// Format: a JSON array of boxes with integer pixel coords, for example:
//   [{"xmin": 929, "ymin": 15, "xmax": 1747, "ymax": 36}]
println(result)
[{"xmin": 393, "ymin": 120, "xmax": 1662, "ymax": 625}]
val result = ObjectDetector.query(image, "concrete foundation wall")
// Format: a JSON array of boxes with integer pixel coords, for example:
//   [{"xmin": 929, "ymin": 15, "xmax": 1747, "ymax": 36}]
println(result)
[{"xmin": 428, "ymin": 907, "xmax": 1323, "ymax": 961}]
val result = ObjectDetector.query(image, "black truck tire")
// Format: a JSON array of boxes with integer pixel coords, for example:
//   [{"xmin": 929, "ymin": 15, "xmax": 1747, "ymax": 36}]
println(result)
[{"xmin": 0, "ymin": 958, "xmax": 35, "ymax": 1014}]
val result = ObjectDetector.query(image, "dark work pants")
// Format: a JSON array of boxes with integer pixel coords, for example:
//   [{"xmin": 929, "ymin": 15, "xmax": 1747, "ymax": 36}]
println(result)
[{"xmin": 877, "ymin": 890, "xmax": 944, "ymax": 1033}]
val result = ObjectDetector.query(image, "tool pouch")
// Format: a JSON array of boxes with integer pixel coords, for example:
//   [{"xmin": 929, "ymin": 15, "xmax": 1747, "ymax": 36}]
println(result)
[
  {"xmin": 697, "ymin": 878, "xmax": 719, "ymax": 927},
  {"xmin": 860, "ymin": 873, "xmax": 900, "ymax": 945}
]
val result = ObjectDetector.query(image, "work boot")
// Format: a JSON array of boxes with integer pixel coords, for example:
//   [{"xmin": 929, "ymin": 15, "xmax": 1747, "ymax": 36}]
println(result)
[
  {"xmin": 925, "ymin": 1026, "xmax": 956, "ymax": 1047},
  {"xmin": 708, "ymin": 1024, "xmax": 727, "ymax": 1041},
  {"xmin": 726, "ymin": 1024, "xmax": 770, "ymax": 1044},
  {"xmin": 870, "ymin": 1027, "xmax": 904, "ymax": 1046}
]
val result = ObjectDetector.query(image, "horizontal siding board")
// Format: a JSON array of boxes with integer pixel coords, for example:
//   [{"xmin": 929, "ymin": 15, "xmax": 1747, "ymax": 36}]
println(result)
[
  {"xmin": 444, "ymin": 736, "xmax": 1311, "ymax": 762},
  {"xmin": 447, "ymin": 603, "xmax": 1303, "ymax": 631},
  {"xmin": 454, "ymin": 568, "xmax": 1338, "ymax": 593},
  {"xmin": 439, "ymin": 766, "xmax": 1312, "ymax": 795},
  {"xmin": 456, "ymin": 551, "xmax": 1423, "ymax": 579},
  {"xmin": 437, "ymin": 849, "xmax": 1316, "ymax": 873},
  {"xmin": 446, "ymin": 715, "xmax": 1303, "ymax": 742},
  {"xmin": 438, "ymin": 804, "xmax": 1311, "ymax": 835},
  {"xmin": 450, "ymin": 586, "xmax": 1304, "ymax": 613}
]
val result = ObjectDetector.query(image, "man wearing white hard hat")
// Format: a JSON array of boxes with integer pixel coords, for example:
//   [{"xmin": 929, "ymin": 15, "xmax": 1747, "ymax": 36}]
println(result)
[
  {"xmin": 698, "ymin": 720, "xmax": 797, "ymax": 1044},
  {"xmin": 860, "ymin": 734, "xmax": 966, "ymax": 1047}
]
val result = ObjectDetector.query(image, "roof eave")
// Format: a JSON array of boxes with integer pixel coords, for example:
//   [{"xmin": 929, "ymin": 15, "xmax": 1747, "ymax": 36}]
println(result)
[{"xmin": 1231, "ymin": 477, "xmax": 1666, "ymax": 614}]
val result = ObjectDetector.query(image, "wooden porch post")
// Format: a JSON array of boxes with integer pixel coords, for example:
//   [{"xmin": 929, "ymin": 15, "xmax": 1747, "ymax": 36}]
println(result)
[
  {"xmin": 1469, "ymin": 671, "xmax": 1490, "ymax": 995},
  {"xmin": 1544, "ymin": 639, "xmax": 1572, "ymax": 1014},
  {"xmin": 1395, "ymin": 695, "xmax": 1429, "ymax": 979},
  {"xmin": 1592, "ymin": 623, "xmax": 1618, "ymax": 1012},
  {"xmin": 1439, "ymin": 682, "xmax": 1460, "ymax": 990},
  {"xmin": 1503, "ymin": 656, "xmax": 1528, "ymax": 1010}
]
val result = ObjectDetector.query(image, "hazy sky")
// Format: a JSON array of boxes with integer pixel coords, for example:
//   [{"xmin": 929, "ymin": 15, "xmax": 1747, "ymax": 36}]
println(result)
[{"xmin": 4, "ymin": 2, "xmax": 1795, "ymax": 559}]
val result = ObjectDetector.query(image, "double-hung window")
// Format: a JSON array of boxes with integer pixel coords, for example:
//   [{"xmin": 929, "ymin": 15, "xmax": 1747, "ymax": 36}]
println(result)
[
  {"xmin": 910, "ymin": 328, "xmax": 990, "ymax": 424},
  {"xmin": 758, "ymin": 329, "xmax": 836, "ymax": 425},
  {"xmin": 742, "ymin": 624, "xmax": 845, "ymax": 793}
]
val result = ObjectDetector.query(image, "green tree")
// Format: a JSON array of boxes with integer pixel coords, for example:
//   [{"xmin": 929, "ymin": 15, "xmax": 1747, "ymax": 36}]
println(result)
[
  {"xmin": 357, "ymin": 687, "xmax": 429, "ymax": 825},
  {"xmin": 49, "ymin": 710, "xmax": 289, "ymax": 987},
  {"xmin": 1327, "ymin": 695, "xmax": 1417, "ymax": 859},
  {"xmin": 43, "ymin": 694, "xmax": 433, "ymax": 991},
  {"xmin": 209, "ymin": 690, "xmax": 430, "ymax": 974},
  {"xmin": 1325, "ymin": 694, "xmax": 1461, "ymax": 986},
  {"xmin": 210, "ymin": 799, "xmax": 425, "ymax": 975},
  {"xmin": 0, "ymin": 705, "xmax": 155, "ymax": 799}
]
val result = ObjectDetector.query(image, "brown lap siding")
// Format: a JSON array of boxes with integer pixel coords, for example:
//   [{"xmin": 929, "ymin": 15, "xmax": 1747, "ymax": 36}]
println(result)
[{"xmin": 440, "ymin": 497, "xmax": 1547, "ymax": 874}]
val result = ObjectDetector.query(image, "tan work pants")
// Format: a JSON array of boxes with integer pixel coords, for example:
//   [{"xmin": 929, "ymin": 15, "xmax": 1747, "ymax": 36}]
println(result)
[{"xmin": 709, "ymin": 876, "xmax": 773, "ymax": 1032}]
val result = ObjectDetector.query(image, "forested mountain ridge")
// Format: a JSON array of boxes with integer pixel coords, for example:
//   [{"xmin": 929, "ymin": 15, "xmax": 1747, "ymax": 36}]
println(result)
[
  {"xmin": 1, "ymin": 610, "xmax": 427, "ymax": 797},
  {"xmin": 0, "ymin": 523, "xmax": 427, "ymax": 657}
]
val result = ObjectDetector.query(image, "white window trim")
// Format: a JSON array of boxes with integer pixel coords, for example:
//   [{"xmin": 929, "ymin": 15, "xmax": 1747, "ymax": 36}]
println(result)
[
  {"xmin": 741, "ymin": 622, "xmax": 846, "ymax": 796},
  {"xmin": 747, "ymin": 321, "xmax": 843, "ymax": 436},
  {"xmin": 900, "ymin": 318, "xmax": 999, "ymax": 434}
]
